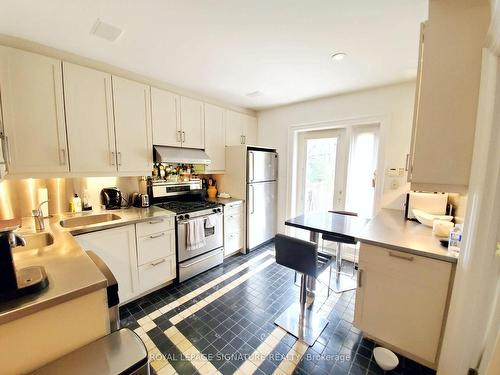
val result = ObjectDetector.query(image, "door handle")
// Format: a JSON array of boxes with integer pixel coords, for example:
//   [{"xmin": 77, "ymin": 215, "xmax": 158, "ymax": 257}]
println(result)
[
  {"xmin": 60, "ymin": 149, "xmax": 67, "ymax": 165},
  {"xmin": 149, "ymin": 232, "xmax": 166, "ymax": 239},
  {"xmin": 148, "ymin": 219, "xmax": 164, "ymax": 225},
  {"xmin": 250, "ymin": 185, "xmax": 255, "ymax": 214},
  {"xmin": 182, "ymin": 131, "xmax": 186, "ymax": 143},
  {"xmin": 117, "ymin": 152, "xmax": 122, "ymax": 166},
  {"xmin": 150, "ymin": 258, "xmax": 166, "ymax": 266},
  {"xmin": 110, "ymin": 151, "xmax": 116, "ymax": 166},
  {"xmin": 1, "ymin": 134, "xmax": 12, "ymax": 166},
  {"xmin": 389, "ymin": 251, "xmax": 414, "ymax": 262},
  {"xmin": 248, "ymin": 151, "xmax": 255, "ymax": 182},
  {"xmin": 405, "ymin": 153, "xmax": 411, "ymax": 172}
]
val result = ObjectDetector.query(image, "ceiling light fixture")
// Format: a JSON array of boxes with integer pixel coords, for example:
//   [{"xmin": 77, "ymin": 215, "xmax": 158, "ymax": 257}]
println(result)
[{"xmin": 331, "ymin": 52, "xmax": 347, "ymax": 61}]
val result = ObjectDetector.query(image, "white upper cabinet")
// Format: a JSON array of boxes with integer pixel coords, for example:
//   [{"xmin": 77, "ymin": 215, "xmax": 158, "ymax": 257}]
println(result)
[
  {"xmin": 179, "ymin": 96, "xmax": 204, "ymax": 149},
  {"xmin": 63, "ymin": 62, "xmax": 117, "ymax": 174},
  {"xmin": 112, "ymin": 76, "xmax": 153, "ymax": 175},
  {"xmin": 204, "ymin": 104, "xmax": 226, "ymax": 172},
  {"xmin": 408, "ymin": 1, "xmax": 489, "ymax": 192},
  {"xmin": 151, "ymin": 87, "xmax": 181, "ymax": 147},
  {"xmin": 0, "ymin": 46, "xmax": 69, "ymax": 175},
  {"xmin": 242, "ymin": 114, "xmax": 258, "ymax": 145},
  {"xmin": 225, "ymin": 110, "xmax": 258, "ymax": 146},
  {"xmin": 226, "ymin": 110, "xmax": 244, "ymax": 146}
]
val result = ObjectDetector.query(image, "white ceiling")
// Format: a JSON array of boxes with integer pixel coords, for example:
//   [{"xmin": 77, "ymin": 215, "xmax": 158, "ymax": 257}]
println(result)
[{"xmin": 0, "ymin": 0, "xmax": 428, "ymax": 110}]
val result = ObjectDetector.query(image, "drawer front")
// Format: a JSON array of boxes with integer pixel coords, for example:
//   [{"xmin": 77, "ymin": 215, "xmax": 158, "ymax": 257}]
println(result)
[
  {"xmin": 359, "ymin": 243, "xmax": 451, "ymax": 287},
  {"xmin": 224, "ymin": 214, "xmax": 241, "ymax": 234},
  {"xmin": 224, "ymin": 203, "xmax": 243, "ymax": 216},
  {"xmin": 139, "ymin": 255, "xmax": 176, "ymax": 292},
  {"xmin": 136, "ymin": 216, "xmax": 174, "ymax": 237},
  {"xmin": 137, "ymin": 230, "xmax": 175, "ymax": 266},
  {"xmin": 224, "ymin": 232, "xmax": 242, "ymax": 255}
]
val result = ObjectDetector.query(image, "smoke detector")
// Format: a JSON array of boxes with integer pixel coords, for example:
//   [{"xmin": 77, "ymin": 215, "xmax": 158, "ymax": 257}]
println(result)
[{"xmin": 91, "ymin": 19, "xmax": 123, "ymax": 42}]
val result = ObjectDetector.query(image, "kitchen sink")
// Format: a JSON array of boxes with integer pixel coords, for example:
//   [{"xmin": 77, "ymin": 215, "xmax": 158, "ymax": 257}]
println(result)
[
  {"xmin": 59, "ymin": 214, "xmax": 122, "ymax": 228},
  {"xmin": 23, "ymin": 232, "xmax": 55, "ymax": 250}
]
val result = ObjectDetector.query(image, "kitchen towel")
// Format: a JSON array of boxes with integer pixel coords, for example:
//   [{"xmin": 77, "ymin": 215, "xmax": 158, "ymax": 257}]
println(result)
[
  {"xmin": 187, "ymin": 217, "xmax": 206, "ymax": 251},
  {"xmin": 205, "ymin": 214, "xmax": 217, "ymax": 229}
]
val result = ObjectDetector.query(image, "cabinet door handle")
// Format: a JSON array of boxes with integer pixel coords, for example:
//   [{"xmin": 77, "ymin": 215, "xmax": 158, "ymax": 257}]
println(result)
[
  {"xmin": 405, "ymin": 153, "xmax": 411, "ymax": 172},
  {"xmin": 358, "ymin": 269, "xmax": 363, "ymax": 288},
  {"xmin": 117, "ymin": 152, "xmax": 122, "ymax": 166},
  {"xmin": 176, "ymin": 130, "xmax": 181, "ymax": 142},
  {"xmin": 182, "ymin": 131, "xmax": 186, "ymax": 143},
  {"xmin": 389, "ymin": 251, "xmax": 414, "ymax": 262},
  {"xmin": 243, "ymin": 135, "xmax": 246, "ymax": 144},
  {"xmin": 1, "ymin": 134, "xmax": 12, "ymax": 166},
  {"xmin": 110, "ymin": 151, "xmax": 116, "ymax": 166},
  {"xmin": 148, "ymin": 219, "xmax": 164, "ymax": 225},
  {"xmin": 150, "ymin": 258, "xmax": 166, "ymax": 266},
  {"xmin": 60, "ymin": 149, "xmax": 67, "ymax": 165},
  {"xmin": 149, "ymin": 232, "xmax": 166, "ymax": 239}
]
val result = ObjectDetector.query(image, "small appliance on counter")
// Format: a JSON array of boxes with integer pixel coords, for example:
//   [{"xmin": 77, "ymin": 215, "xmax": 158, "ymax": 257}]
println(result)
[
  {"xmin": 131, "ymin": 193, "xmax": 150, "ymax": 208},
  {"xmin": 404, "ymin": 192, "xmax": 452, "ymax": 220},
  {"xmin": 101, "ymin": 187, "xmax": 123, "ymax": 210},
  {"xmin": 0, "ymin": 220, "xmax": 49, "ymax": 301}
]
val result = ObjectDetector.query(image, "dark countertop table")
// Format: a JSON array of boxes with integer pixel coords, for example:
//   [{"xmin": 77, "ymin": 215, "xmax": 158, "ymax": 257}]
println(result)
[{"xmin": 285, "ymin": 209, "xmax": 457, "ymax": 263}]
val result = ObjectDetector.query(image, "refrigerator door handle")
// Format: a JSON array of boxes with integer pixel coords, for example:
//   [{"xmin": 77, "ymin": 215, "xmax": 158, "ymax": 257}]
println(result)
[
  {"xmin": 248, "ymin": 151, "xmax": 255, "ymax": 182},
  {"xmin": 250, "ymin": 185, "xmax": 255, "ymax": 214}
]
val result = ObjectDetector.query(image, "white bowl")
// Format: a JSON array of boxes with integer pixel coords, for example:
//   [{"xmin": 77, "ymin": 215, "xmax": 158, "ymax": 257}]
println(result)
[
  {"xmin": 413, "ymin": 208, "xmax": 453, "ymax": 227},
  {"xmin": 373, "ymin": 347, "xmax": 399, "ymax": 371}
]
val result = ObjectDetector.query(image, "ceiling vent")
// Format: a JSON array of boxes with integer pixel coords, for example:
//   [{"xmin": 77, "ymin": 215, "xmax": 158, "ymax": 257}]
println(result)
[{"xmin": 91, "ymin": 19, "xmax": 123, "ymax": 42}]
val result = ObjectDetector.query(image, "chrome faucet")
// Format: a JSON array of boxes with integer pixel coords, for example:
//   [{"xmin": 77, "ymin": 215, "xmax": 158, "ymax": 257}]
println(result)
[{"xmin": 32, "ymin": 200, "xmax": 48, "ymax": 231}]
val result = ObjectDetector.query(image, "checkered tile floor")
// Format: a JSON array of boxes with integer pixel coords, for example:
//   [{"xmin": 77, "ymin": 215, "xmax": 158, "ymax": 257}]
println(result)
[{"xmin": 119, "ymin": 243, "xmax": 436, "ymax": 375}]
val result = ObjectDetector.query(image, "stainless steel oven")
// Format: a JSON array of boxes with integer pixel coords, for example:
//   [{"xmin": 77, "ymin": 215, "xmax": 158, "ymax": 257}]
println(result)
[
  {"xmin": 150, "ymin": 180, "xmax": 225, "ymax": 282},
  {"xmin": 177, "ymin": 210, "xmax": 223, "ymax": 262},
  {"xmin": 176, "ymin": 208, "xmax": 224, "ymax": 282}
]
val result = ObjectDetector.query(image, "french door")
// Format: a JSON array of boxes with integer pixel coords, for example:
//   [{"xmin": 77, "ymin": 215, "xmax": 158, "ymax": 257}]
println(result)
[
  {"xmin": 295, "ymin": 125, "xmax": 379, "ymax": 218},
  {"xmin": 296, "ymin": 129, "xmax": 346, "ymax": 215}
]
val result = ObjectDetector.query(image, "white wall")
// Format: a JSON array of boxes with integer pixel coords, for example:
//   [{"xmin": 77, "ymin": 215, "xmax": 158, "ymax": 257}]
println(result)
[{"xmin": 257, "ymin": 81, "xmax": 416, "ymax": 233}]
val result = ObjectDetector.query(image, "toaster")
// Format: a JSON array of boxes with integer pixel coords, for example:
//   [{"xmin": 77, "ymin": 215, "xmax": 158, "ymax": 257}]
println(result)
[{"xmin": 132, "ymin": 193, "xmax": 150, "ymax": 208}]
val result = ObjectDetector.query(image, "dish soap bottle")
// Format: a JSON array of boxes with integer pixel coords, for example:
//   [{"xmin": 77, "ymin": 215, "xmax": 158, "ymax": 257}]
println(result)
[
  {"xmin": 72, "ymin": 194, "xmax": 82, "ymax": 213},
  {"xmin": 448, "ymin": 224, "xmax": 463, "ymax": 255}
]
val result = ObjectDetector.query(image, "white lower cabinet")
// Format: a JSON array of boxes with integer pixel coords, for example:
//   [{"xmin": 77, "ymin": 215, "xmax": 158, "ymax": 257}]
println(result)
[
  {"xmin": 224, "ymin": 202, "xmax": 244, "ymax": 256},
  {"xmin": 138, "ymin": 256, "xmax": 176, "ymax": 292},
  {"xmin": 354, "ymin": 243, "xmax": 453, "ymax": 368},
  {"xmin": 75, "ymin": 224, "xmax": 139, "ymax": 304},
  {"xmin": 76, "ymin": 218, "xmax": 176, "ymax": 304}
]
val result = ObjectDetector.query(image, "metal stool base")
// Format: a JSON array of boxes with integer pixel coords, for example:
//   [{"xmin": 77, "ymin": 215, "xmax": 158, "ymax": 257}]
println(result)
[
  {"xmin": 275, "ymin": 303, "xmax": 329, "ymax": 346},
  {"xmin": 330, "ymin": 273, "xmax": 357, "ymax": 293}
]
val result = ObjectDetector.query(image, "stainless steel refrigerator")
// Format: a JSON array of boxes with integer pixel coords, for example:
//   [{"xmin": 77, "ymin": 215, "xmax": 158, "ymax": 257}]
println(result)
[{"xmin": 246, "ymin": 149, "xmax": 278, "ymax": 251}]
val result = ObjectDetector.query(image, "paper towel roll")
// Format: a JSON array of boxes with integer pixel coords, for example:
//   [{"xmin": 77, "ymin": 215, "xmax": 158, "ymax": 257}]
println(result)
[{"xmin": 38, "ymin": 188, "xmax": 49, "ymax": 217}]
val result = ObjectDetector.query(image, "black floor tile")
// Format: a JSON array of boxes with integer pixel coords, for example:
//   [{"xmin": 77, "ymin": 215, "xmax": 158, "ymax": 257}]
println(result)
[{"xmin": 119, "ymin": 243, "xmax": 437, "ymax": 375}]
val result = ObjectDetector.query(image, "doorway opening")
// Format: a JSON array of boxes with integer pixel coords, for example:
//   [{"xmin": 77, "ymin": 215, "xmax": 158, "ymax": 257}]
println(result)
[{"xmin": 294, "ymin": 124, "xmax": 380, "ymax": 219}]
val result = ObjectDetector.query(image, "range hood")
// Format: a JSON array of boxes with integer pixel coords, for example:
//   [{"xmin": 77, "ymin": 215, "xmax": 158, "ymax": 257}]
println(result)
[{"xmin": 153, "ymin": 146, "xmax": 211, "ymax": 165}]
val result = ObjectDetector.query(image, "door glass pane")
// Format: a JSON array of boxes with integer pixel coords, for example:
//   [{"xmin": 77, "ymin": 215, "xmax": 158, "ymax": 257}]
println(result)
[
  {"xmin": 345, "ymin": 130, "xmax": 377, "ymax": 218},
  {"xmin": 304, "ymin": 138, "xmax": 337, "ymax": 214}
]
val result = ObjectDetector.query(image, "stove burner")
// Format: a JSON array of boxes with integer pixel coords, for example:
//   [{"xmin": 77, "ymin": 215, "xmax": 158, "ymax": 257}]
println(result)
[{"xmin": 156, "ymin": 201, "xmax": 220, "ymax": 214}]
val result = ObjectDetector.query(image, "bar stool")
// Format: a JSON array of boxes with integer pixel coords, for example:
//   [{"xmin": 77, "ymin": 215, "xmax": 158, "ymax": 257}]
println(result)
[
  {"xmin": 274, "ymin": 234, "xmax": 334, "ymax": 346},
  {"xmin": 322, "ymin": 210, "xmax": 359, "ymax": 293}
]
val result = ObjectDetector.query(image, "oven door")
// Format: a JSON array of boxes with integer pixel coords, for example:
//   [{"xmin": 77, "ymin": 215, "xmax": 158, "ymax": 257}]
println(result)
[{"xmin": 177, "ymin": 212, "xmax": 223, "ymax": 262}]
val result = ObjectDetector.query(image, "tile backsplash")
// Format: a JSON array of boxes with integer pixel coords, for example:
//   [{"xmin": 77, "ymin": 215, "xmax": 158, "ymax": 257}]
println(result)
[{"xmin": 0, "ymin": 177, "xmax": 146, "ymax": 220}]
